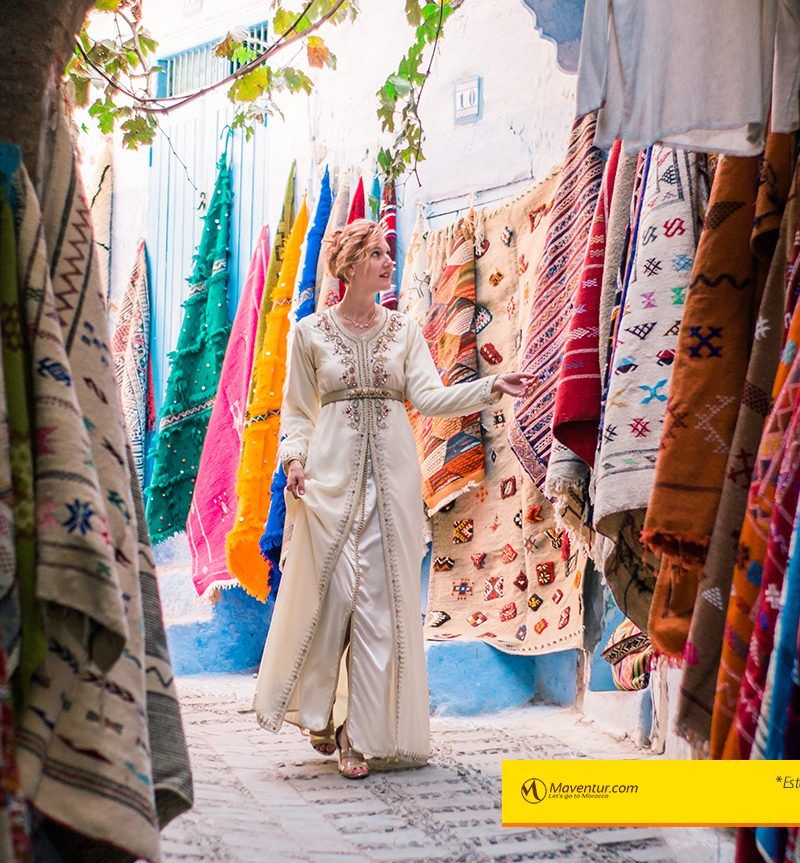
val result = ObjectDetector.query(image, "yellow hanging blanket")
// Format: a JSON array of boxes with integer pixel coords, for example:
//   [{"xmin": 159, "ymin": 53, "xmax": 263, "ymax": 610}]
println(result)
[{"xmin": 227, "ymin": 197, "xmax": 309, "ymax": 598}]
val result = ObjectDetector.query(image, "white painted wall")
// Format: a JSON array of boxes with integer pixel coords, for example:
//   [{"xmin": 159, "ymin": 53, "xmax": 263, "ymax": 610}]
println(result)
[{"xmin": 107, "ymin": 0, "xmax": 576, "ymax": 307}]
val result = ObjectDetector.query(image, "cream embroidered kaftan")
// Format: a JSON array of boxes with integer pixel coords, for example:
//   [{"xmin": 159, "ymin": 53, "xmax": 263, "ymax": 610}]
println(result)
[{"xmin": 254, "ymin": 306, "xmax": 500, "ymax": 762}]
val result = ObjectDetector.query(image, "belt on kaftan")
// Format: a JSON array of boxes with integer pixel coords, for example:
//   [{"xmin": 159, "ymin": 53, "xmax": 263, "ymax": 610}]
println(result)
[{"xmin": 320, "ymin": 387, "xmax": 405, "ymax": 406}]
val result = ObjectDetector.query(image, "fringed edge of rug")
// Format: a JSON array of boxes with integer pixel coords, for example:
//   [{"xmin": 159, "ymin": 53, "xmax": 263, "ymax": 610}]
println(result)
[
  {"xmin": 226, "ymin": 530, "xmax": 271, "ymax": 602},
  {"xmin": 546, "ymin": 480, "xmax": 595, "ymax": 556},
  {"xmin": 147, "ymin": 519, "xmax": 187, "ymax": 547},
  {"xmin": 543, "ymin": 474, "xmax": 584, "ymax": 501},
  {"xmin": 196, "ymin": 576, "xmax": 238, "ymax": 602},
  {"xmin": 425, "ymin": 478, "xmax": 482, "ymax": 517},
  {"xmin": 673, "ymin": 719, "xmax": 713, "ymax": 758},
  {"xmin": 639, "ymin": 528, "xmax": 709, "ymax": 570}
]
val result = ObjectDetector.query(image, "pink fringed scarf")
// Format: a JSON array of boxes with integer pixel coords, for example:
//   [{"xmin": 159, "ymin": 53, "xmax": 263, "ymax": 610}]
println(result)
[{"xmin": 187, "ymin": 226, "xmax": 269, "ymax": 597}]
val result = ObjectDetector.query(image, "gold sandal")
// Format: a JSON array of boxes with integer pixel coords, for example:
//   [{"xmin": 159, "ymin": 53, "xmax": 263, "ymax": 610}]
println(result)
[
  {"xmin": 335, "ymin": 724, "xmax": 369, "ymax": 780},
  {"xmin": 309, "ymin": 719, "xmax": 336, "ymax": 756}
]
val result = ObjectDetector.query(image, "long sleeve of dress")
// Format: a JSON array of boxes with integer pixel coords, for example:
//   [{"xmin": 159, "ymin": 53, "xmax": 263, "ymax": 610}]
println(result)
[
  {"xmin": 277, "ymin": 322, "xmax": 319, "ymax": 471},
  {"xmin": 404, "ymin": 318, "xmax": 501, "ymax": 418}
]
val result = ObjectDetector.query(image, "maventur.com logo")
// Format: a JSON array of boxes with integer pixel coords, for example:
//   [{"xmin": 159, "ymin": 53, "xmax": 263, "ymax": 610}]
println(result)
[{"xmin": 521, "ymin": 777, "xmax": 548, "ymax": 804}]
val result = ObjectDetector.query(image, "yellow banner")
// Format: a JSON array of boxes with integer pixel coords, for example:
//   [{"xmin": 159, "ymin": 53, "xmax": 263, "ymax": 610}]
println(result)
[{"xmin": 502, "ymin": 760, "xmax": 800, "ymax": 827}]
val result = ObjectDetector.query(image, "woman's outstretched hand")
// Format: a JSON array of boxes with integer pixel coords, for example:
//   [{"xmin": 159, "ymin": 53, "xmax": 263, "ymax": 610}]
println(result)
[
  {"xmin": 492, "ymin": 372, "xmax": 537, "ymax": 399},
  {"xmin": 286, "ymin": 460, "xmax": 306, "ymax": 499}
]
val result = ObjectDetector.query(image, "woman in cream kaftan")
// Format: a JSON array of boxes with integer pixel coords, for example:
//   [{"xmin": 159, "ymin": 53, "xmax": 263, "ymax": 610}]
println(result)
[{"xmin": 253, "ymin": 303, "xmax": 504, "ymax": 765}]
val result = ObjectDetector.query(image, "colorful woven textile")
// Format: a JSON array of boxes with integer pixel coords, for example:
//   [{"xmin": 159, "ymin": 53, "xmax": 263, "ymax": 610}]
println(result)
[
  {"xmin": 593, "ymin": 147, "xmax": 709, "ymax": 631},
  {"xmin": 732, "ymin": 401, "xmax": 800, "ymax": 759},
  {"xmin": 678, "ymin": 157, "xmax": 800, "ymax": 750},
  {"xmin": 295, "ymin": 166, "xmax": 332, "ymax": 319},
  {"xmin": 227, "ymin": 198, "xmax": 309, "ymax": 600},
  {"xmin": 599, "ymin": 150, "xmax": 640, "ymax": 381},
  {"xmin": 753, "ymin": 516, "xmax": 800, "ymax": 767},
  {"xmin": 642, "ymin": 153, "xmax": 781, "ymax": 656},
  {"xmin": 187, "ymin": 226, "xmax": 269, "ymax": 598},
  {"xmin": 398, "ymin": 206, "xmax": 431, "ymax": 326},
  {"xmin": 0, "ymin": 641, "xmax": 29, "ymax": 862},
  {"xmin": 644, "ymin": 143, "xmax": 792, "ymax": 566},
  {"xmin": 508, "ymin": 113, "xmax": 604, "ymax": 489},
  {"xmin": 146, "ymin": 145, "xmax": 233, "ymax": 544},
  {"xmin": 14, "ymin": 160, "xmax": 123, "ymax": 669},
  {"xmin": 258, "ymin": 164, "xmax": 295, "ymax": 326},
  {"xmin": 348, "ymin": 175, "xmax": 365, "ymax": 222},
  {"xmin": 15, "ymin": 106, "xmax": 190, "ymax": 862},
  {"xmin": 379, "ymin": 181, "xmax": 398, "ymax": 309},
  {"xmin": 409, "ymin": 220, "xmax": 485, "ymax": 514},
  {"xmin": 711, "ymin": 289, "xmax": 800, "ymax": 758},
  {"xmin": 425, "ymin": 173, "xmax": 584, "ymax": 654},
  {"xmin": 551, "ymin": 140, "xmax": 621, "ymax": 467},
  {"xmin": 111, "ymin": 239, "xmax": 154, "ymax": 484},
  {"xmin": 337, "ymin": 176, "xmax": 366, "ymax": 301},
  {"xmin": 316, "ymin": 174, "xmax": 349, "ymax": 311},
  {"xmin": 369, "ymin": 172, "xmax": 381, "ymax": 220},
  {"xmin": 0, "ymin": 189, "xmax": 30, "ymax": 699},
  {"xmin": 543, "ymin": 138, "xmax": 619, "ymax": 543},
  {"xmin": 261, "ymin": 169, "xmax": 334, "ymax": 581}
]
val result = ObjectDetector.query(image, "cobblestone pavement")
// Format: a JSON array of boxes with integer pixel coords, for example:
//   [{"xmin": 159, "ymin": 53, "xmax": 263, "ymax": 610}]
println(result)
[{"xmin": 161, "ymin": 674, "xmax": 734, "ymax": 863}]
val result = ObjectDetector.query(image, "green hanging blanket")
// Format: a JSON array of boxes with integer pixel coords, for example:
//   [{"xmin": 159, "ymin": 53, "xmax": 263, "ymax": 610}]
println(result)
[{"xmin": 146, "ymin": 146, "xmax": 233, "ymax": 543}]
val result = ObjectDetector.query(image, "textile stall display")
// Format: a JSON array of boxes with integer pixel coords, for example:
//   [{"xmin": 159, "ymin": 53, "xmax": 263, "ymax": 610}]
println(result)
[
  {"xmin": 398, "ymin": 205, "xmax": 431, "ymax": 326},
  {"xmin": 227, "ymin": 198, "xmax": 309, "ymax": 600},
  {"xmin": 677, "ymin": 152, "xmax": 800, "ymax": 748},
  {"xmin": 642, "ymin": 141, "xmax": 791, "ymax": 654},
  {"xmin": 0, "ymin": 189, "xmax": 40, "ymax": 711},
  {"xmin": 384, "ymin": 57, "xmax": 800, "ymax": 857},
  {"xmin": 261, "ymin": 167, "xmax": 334, "ymax": 588},
  {"xmin": 509, "ymin": 112, "xmax": 603, "ymax": 498},
  {"xmin": 145, "ymin": 139, "xmax": 234, "ymax": 544},
  {"xmin": 259, "ymin": 164, "xmax": 296, "ymax": 323},
  {"xmin": 594, "ymin": 146, "xmax": 710, "ymax": 631},
  {"xmin": 551, "ymin": 139, "xmax": 622, "ymax": 470},
  {"xmin": 187, "ymin": 226, "xmax": 270, "ymax": 598},
  {"xmin": 0, "ymin": 98, "xmax": 189, "ymax": 862},
  {"xmin": 111, "ymin": 238, "xmax": 155, "ymax": 484},
  {"xmin": 419, "ymin": 169, "xmax": 584, "ymax": 655},
  {"xmin": 407, "ymin": 216, "xmax": 486, "ymax": 515}
]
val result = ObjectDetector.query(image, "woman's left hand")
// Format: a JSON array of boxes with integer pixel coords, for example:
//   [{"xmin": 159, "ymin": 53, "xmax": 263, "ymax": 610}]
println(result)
[{"xmin": 492, "ymin": 372, "xmax": 537, "ymax": 398}]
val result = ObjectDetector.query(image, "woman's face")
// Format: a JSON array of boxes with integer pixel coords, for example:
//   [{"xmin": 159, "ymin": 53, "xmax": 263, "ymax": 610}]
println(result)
[{"xmin": 349, "ymin": 237, "xmax": 393, "ymax": 293}]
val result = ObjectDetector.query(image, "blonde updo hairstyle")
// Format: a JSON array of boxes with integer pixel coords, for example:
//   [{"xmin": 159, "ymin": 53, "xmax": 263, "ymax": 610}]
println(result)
[{"xmin": 324, "ymin": 218, "xmax": 385, "ymax": 284}]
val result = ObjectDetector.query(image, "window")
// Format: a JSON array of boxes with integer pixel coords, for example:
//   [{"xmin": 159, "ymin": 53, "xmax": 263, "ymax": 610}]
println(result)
[{"xmin": 158, "ymin": 21, "xmax": 270, "ymax": 98}]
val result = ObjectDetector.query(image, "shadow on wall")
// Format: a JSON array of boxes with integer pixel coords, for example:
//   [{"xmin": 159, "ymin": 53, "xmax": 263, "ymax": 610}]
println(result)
[{"xmin": 518, "ymin": 0, "xmax": 586, "ymax": 73}]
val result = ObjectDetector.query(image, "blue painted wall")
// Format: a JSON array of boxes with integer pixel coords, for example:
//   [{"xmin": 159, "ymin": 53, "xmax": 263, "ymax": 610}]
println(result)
[
  {"xmin": 167, "ymin": 588, "xmax": 273, "ymax": 676},
  {"xmin": 518, "ymin": 0, "xmax": 586, "ymax": 72}
]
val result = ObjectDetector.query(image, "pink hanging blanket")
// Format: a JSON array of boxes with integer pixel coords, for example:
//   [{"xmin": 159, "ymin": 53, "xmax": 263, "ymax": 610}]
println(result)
[{"xmin": 187, "ymin": 226, "xmax": 269, "ymax": 597}]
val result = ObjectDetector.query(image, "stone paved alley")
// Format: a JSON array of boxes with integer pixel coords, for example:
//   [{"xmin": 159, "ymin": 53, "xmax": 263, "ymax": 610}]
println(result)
[{"xmin": 161, "ymin": 675, "xmax": 735, "ymax": 863}]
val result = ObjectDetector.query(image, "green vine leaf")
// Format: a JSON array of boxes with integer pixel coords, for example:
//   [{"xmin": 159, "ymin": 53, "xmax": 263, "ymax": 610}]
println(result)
[
  {"xmin": 228, "ymin": 67, "xmax": 271, "ymax": 103},
  {"xmin": 120, "ymin": 113, "xmax": 158, "ymax": 148},
  {"xmin": 376, "ymin": 0, "xmax": 457, "ymax": 182},
  {"xmin": 70, "ymin": 0, "xmax": 455, "ymax": 187}
]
